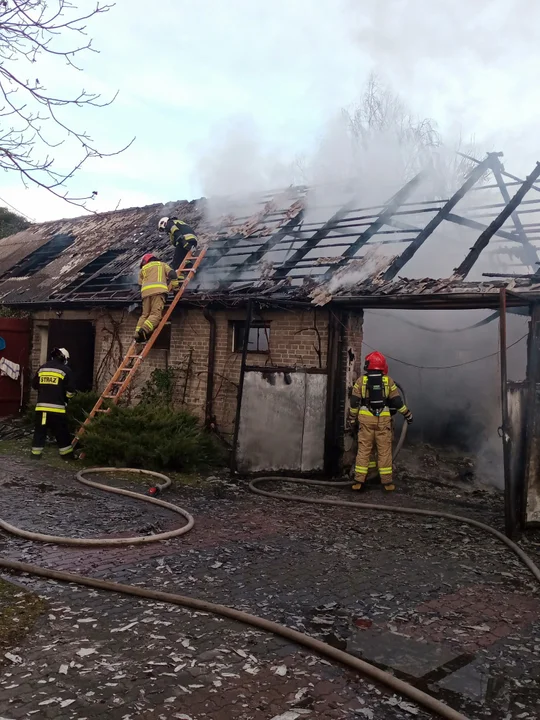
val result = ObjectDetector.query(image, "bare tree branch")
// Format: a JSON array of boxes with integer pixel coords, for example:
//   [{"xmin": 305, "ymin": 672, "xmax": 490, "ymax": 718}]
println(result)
[
  {"xmin": 341, "ymin": 72, "xmax": 480, "ymax": 198},
  {"xmin": 0, "ymin": 0, "xmax": 134, "ymax": 212}
]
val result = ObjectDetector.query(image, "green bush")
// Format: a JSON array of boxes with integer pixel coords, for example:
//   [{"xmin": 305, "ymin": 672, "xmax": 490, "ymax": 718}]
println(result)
[
  {"xmin": 66, "ymin": 391, "xmax": 104, "ymax": 434},
  {"xmin": 139, "ymin": 368, "xmax": 177, "ymax": 407},
  {"xmin": 80, "ymin": 404, "xmax": 226, "ymax": 471}
]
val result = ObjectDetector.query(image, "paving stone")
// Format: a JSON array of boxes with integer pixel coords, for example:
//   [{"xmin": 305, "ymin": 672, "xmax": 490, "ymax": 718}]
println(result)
[
  {"xmin": 0, "ymin": 457, "xmax": 539, "ymax": 719},
  {"xmin": 349, "ymin": 627, "xmax": 460, "ymax": 677}
]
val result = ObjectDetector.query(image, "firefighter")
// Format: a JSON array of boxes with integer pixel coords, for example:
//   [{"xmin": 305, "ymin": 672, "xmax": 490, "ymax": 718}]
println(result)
[
  {"xmin": 134, "ymin": 253, "xmax": 177, "ymax": 343},
  {"xmin": 158, "ymin": 216, "xmax": 198, "ymax": 279},
  {"xmin": 31, "ymin": 347, "xmax": 76, "ymax": 459},
  {"xmin": 348, "ymin": 351, "xmax": 412, "ymax": 492}
]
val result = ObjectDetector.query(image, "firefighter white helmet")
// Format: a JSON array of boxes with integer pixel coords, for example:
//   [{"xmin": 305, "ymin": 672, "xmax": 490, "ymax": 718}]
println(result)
[
  {"xmin": 50, "ymin": 347, "xmax": 70, "ymax": 364},
  {"xmin": 158, "ymin": 217, "xmax": 169, "ymax": 232}
]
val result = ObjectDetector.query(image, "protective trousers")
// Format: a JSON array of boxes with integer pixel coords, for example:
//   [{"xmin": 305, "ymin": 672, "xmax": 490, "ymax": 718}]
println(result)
[
  {"xmin": 354, "ymin": 414, "xmax": 394, "ymax": 488},
  {"xmin": 136, "ymin": 294, "xmax": 166, "ymax": 339},
  {"xmin": 32, "ymin": 411, "xmax": 73, "ymax": 457},
  {"xmin": 173, "ymin": 245, "xmax": 192, "ymax": 279}
]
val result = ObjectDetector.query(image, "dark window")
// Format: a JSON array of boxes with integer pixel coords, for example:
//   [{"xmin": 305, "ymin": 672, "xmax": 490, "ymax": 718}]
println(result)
[
  {"xmin": 232, "ymin": 322, "xmax": 270, "ymax": 353},
  {"xmin": 47, "ymin": 319, "xmax": 95, "ymax": 392},
  {"xmin": 5, "ymin": 233, "xmax": 75, "ymax": 278},
  {"xmin": 152, "ymin": 323, "xmax": 171, "ymax": 351}
]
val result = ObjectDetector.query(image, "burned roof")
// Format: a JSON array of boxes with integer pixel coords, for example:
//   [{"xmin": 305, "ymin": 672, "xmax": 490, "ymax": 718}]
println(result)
[{"xmin": 2, "ymin": 152, "xmax": 540, "ymax": 310}]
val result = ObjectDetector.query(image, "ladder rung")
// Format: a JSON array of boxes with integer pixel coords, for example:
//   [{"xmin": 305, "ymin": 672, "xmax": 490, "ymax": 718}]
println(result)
[
  {"xmin": 102, "ymin": 395, "xmax": 116, "ymax": 399},
  {"xmin": 110, "ymin": 381, "xmax": 125, "ymax": 385}
]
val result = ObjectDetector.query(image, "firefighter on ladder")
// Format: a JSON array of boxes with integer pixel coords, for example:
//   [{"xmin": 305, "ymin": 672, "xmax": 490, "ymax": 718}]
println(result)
[
  {"xmin": 158, "ymin": 217, "xmax": 198, "ymax": 279},
  {"xmin": 348, "ymin": 351, "xmax": 413, "ymax": 492},
  {"xmin": 31, "ymin": 347, "xmax": 76, "ymax": 459},
  {"xmin": 134, "ymin": 253, "xmax": 177, "ymax": 343}
]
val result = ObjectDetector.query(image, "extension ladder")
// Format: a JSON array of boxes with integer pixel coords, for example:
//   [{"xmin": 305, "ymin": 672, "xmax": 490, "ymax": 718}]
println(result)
[{"xmin": 73, "ymin": 248, "xmax": 206, "ymax": 446}]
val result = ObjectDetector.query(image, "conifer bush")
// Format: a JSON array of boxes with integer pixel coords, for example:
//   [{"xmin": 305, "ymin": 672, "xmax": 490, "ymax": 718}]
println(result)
[{"xmin": 79, "ymin": 404, "xmax": 225, "ymax": 471}]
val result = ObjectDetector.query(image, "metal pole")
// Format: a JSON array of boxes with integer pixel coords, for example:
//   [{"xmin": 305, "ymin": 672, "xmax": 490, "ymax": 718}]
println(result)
[
  {"xmin": 230, "ymin": 299, "xmax": 253, "ymax": 472},
  {"xmin": 499, "ymin": 287, "xmax": 513, "ymax": 537},
  {"xmin": 203, "ymin": 308, "xmax": 216, "ymax": 429}
]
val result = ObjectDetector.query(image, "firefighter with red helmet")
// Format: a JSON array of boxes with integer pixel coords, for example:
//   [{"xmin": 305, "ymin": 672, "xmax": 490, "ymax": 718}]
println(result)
[
  {"xmin": 348, "ymin": 351, "xmax": 413, "ymax": 492},
  {"xmin": 134, "ymin": 253, "xmax": 177, "ymax": 343}
]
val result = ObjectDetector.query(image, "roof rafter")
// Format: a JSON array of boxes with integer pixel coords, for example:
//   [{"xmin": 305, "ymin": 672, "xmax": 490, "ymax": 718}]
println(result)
[
  {"xmin": 453, "ymin": 162, "xmax": 540, "ymax": 280},
  {"xmin": 382, "ymin": 156, "xmax": 492, "ymax": 281}
]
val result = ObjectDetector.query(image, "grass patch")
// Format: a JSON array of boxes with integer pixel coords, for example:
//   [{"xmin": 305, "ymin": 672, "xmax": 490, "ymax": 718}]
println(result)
[{"xmin": 0, "ymin": 578, "xmax": 46, "ymax": 660}]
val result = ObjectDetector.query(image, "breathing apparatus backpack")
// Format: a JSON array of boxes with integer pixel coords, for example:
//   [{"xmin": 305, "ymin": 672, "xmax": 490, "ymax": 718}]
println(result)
[{"xmin": 362, "ymin": 371, "xmax": 389, "ymax": 416}]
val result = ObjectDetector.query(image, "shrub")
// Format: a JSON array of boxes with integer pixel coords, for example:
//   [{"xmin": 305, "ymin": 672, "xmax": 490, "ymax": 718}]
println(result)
[
  {"xmin": 139, "ymin": 368, "xmax": 177, "ymax": 407},
  {"xmin": 80, "ymin": 404, "xmax": 226, "ymax": 471},
  {"xmin": 66, "ymin": 391, "xmax": 103, "ymax": 434}
]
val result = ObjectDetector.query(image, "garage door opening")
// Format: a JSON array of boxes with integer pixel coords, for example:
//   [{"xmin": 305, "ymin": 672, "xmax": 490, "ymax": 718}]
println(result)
[{"xmin": 46, "ymin": 320, "xmax": 95, "ymax": 391}]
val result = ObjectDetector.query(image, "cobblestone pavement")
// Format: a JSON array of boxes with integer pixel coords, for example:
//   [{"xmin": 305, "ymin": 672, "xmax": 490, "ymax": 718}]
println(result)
[{"xmin": 1, "ymin": 455, "xmax": 540, "ymax": 719}]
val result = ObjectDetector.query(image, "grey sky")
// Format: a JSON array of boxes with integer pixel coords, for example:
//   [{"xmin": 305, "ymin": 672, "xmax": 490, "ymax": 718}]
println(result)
[{"xmin": 0, "ymin": 0, "xmax": 538, "ymax": 221}]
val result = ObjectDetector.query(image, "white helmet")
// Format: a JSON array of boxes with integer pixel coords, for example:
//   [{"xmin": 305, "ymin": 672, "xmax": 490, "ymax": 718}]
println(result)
[
  {"xmin": 158, "ymin": 217, "xmax": 169, "ymax": 232},
  {"xmin": 51, "ymin": 347, "xmax": 70, "ymax": 364}
]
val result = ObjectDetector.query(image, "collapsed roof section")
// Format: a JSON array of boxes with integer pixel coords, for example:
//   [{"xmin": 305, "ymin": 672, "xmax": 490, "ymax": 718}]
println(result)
[{"xmin": 1, "ymin": 152, "xmax": 540, "ymax": 309}]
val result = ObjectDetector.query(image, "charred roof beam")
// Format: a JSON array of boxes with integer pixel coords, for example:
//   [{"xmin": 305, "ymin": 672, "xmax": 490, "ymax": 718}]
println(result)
[
  {"xmin": 316, "ymin": 172, "xmax": 424, "ymax": 282},
  {"xmin": 445, "ymin": 213, "xmax": 520, "ymax": 243},
  {"xmin": 213, "ymin": 208, "xmax": 305, "ymax": 287},
  {"xmin": 458, "ymin": 150, "xmax": 540, "ymax": 195},
  {"xmin": 453, "ymin": 162, "xmax": 540, "ymax": 280},
  {"xmin": 382, "ymin": 156, "xmax": 492, "ymax": 282},
  {"xmin": 487, "ymin": 153, "xmax": 539, "ymax": 270},
  {"xmin": 270, "ymin": 201, "xmax": 358, "ymax": 281}
]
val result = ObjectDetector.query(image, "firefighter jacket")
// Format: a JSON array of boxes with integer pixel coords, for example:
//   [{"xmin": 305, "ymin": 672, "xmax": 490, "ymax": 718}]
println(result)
[
  {"xmin": 138, "ymin": 261, "xmax": 176, "ymax": 298},
  {"xmin": 32, "ymin": 358, "xmax": 75, "ymax": 414},
  {"xmin": 166, "ymin": 218, "xmax": 198, "ymax": 250},
  {"xmin": 349, "ymin": 373, "xmax": 410, "ymax": 419}
]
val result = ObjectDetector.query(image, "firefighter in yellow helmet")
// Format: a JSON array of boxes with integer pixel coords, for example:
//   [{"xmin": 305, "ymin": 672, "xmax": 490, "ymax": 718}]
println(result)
[
  {"xmin": 348, "ymin": 351, "xmax": 412, "ymax": 492},
  {"xmin": 158, "ymin": 216, "xmax": 198, "ymax": 280},
  {"xmin": 134, "ymin": 253, "xmax": 177, "ymax": 343}
]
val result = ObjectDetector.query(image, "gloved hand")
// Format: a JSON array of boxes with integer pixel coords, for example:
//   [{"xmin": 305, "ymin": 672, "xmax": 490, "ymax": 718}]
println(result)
[
  {"xmin": 346, "ymin": 415, "xmax": 357, "ymax": 432},
  {"xmin": 403, "ymin": 409, "xmax": 413, "ymax": 425}
]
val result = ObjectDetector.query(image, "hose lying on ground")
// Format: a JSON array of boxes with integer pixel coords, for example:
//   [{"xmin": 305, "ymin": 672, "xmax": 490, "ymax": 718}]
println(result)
[
  {"xmin": 249, "ymin": 477, "xmax": 540, "ymax": 585},
  {"xmin": 0, "ymin": 468, "xmax": 194, "ymax": 546},
  {"xmin": 1, "ymin": 467, "xmax": 539, "ymax": 720},
  {"xmin": 0, "ymin": 557, "xmax": 469, "ymax": 720}
]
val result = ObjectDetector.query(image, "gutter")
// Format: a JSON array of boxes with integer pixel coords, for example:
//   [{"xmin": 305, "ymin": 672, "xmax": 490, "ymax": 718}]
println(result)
[
  {"xmin": 203, "ymin": 307, "xmax": 217, "ymax": 429},
  {"xmin": 4, "ymin": 289, "xmax": 539, "ymax": 314}
]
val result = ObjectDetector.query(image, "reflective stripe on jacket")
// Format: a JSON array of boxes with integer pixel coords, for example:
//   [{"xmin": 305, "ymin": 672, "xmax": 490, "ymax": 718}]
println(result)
[
  {"xmin": 138, "ymin": 261, "xmax": 173, "ymax": 298},
  {"xmin": 349, "ymin": 374, "xmax": 409, "ymax": 418},
  {"xmin": 168, "ymin": 219, "xmax": 198, "ymax": 248},
  {"xmin": 32, "ymin": 359, "xmax": 76, "ymax": 414}
]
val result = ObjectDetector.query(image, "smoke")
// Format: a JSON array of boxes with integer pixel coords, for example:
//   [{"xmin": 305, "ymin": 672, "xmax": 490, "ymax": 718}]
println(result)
[
  {"xmin": 347, "ymin": 1, "xmax": 540, "ymax": 70},
  {"xmin": 362, "ymin": 308, "xmax": 529, "ymax": 489},
  {"xmin": 192, "ymin": 115, "xmax": 303, "ymax": 224}
]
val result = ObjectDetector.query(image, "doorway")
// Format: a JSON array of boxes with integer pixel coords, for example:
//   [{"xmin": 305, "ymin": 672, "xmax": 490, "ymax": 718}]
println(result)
[{"xmin": 47, "ymin": 320, "xmax": 95, "ymax": 391}]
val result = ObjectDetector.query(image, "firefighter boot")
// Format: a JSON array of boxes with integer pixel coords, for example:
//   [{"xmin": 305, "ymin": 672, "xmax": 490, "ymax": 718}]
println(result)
[
  {"xmin": 383, "ymin": 482, "xmax": 396, "ymax": 492},
  {"xmin": 133, "ymin": 328, "xmax": 147, "ymax": 344}
]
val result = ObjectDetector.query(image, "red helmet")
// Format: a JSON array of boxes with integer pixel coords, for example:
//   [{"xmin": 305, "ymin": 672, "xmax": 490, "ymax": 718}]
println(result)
[
  {"xmin": 365, "ymin": 351, "xmax": 388, "ymax": 374},
  {"xmin": 140, "ymin": 253, "xmax": 156, "ymax": 268}
]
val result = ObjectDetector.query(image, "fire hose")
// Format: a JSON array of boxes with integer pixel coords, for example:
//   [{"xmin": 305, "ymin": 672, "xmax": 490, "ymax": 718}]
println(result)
[{"xmin": 1, "ymin": 467, "xmax": 539, "ymax": 719}]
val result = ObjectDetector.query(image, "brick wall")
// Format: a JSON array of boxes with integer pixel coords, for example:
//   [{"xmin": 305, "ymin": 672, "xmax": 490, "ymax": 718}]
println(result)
[{"xmin": 29, "ymin": 305, "xmax": 331, "ymax": 444}]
